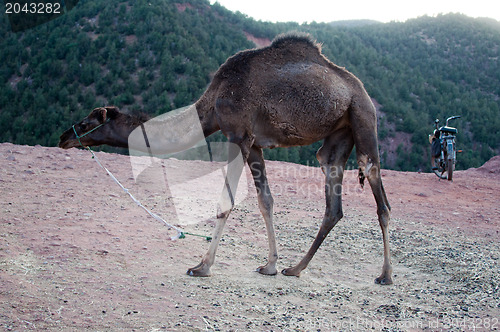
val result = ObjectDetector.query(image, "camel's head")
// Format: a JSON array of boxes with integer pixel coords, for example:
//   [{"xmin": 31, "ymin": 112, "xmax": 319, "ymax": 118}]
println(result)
[{"xmin": 58, "ymin": 106, "xmax": 120, "ymax": 149}]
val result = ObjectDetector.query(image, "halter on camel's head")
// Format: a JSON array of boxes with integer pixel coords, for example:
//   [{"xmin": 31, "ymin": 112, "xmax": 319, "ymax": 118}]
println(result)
[{"xmin": 58, "ymin": 106, "xmax": 119, "ymax": 149}]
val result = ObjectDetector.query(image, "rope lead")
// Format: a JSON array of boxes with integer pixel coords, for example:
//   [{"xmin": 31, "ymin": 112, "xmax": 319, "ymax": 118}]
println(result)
[
  {"xmin": 72, "ymin": 121, "xmax": 211, "ymax": 241},
  {"xmin": 82, "ymin": 146, "xmax": 210, "ymax": 241}
]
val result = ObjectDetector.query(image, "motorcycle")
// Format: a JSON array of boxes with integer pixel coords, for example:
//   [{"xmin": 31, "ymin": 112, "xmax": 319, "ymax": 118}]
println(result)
[{"xmin": 429, "ymin": 115, "xmax": 461, "ymax": 181}]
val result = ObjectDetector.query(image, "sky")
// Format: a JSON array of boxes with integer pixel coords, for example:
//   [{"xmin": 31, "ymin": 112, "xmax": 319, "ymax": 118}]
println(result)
[{"xmin": 210, "ymin": 0, "xmax": 500, "ymax": 24}]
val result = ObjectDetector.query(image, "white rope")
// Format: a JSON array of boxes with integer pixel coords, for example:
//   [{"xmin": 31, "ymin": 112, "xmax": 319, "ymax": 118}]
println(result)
[{"xmin": 86, "ymin": 148, "xmax": 184, "ymax": 240}]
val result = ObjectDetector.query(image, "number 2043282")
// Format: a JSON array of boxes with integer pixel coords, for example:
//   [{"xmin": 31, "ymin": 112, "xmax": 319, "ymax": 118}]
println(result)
[{"xmin": 5, "ymin": 2, "xmax": 62, "ymax": 14}]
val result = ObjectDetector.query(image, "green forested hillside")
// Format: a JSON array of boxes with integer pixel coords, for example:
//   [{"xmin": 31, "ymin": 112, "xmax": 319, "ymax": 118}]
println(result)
[
  {"xmin": 310, "ymin": 15, "xmax": 500, "ymax": 170},
  {"xmin": 1, "ymin": 0, "xmax": 499, "ymax": 171}
]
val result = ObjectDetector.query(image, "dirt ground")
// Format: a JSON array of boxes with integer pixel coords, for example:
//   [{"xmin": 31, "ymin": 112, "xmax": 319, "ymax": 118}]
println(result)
[{"xmin": 1, "ymin": 142, "xmax": 499, "ymax": 331}]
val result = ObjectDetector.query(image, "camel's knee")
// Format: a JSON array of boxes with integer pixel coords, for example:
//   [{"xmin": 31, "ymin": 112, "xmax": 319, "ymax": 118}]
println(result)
[
  {"xmin": 258, "ymin": 193, "xmax": 274, "ymax": 215},
  {"xmin": 377, "ymin": 206, "xmax": 390, "ymax": 228}
]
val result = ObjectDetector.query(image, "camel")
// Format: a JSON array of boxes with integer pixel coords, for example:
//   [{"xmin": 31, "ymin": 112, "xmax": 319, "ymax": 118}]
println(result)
[{"xmin": 59, "ymin": 33, "xmax": 393, "ymax": 285}]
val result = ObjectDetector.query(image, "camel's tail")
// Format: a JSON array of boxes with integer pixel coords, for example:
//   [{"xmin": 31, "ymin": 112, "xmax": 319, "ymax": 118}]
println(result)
[{"xmin": 358, "ymin": 168, "xmax": 365, "ymax": 188}]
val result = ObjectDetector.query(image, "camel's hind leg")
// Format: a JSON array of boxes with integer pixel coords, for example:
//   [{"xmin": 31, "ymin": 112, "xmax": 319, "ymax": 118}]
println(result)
[
  {"xmin": 358, "ymin": 158, "xmax": 392, "ymax": 284},
  {"xmin": 350, "ymin": 95, "xmax": 393, "ymax": 285},
  {"xmin": 282, "ymin": 127, "xmax": 354, "ymax": 276},
  {"xmin": 366, "ymin": 171, "xmax": 393, "ymax": 284}
]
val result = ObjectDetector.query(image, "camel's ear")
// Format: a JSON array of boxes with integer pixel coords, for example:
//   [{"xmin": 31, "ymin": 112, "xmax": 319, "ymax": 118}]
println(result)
[
  {"xmin": 91, "ymin": 107, "xmax": 107, "ymax": 124},
  {"xmin": 105, "ymin": 106, "xmax": 119, "ymax": 119},
  {"xmin": 89, "ymin": 107, "xmax": 107, "ymax": 123}
]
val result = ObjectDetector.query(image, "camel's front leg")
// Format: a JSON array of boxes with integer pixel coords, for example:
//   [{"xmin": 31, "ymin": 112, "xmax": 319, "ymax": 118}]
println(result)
[
  {"xmin": 187, "ymin": 142, "xmax": 245, "ymax": 277},
  {"xmin": 187, "ymin": 210, "xmax": 231, "ymax": 277},
  {"xmin": 248, "ymin": 147, "xmax": 278, "ymax": 275}
]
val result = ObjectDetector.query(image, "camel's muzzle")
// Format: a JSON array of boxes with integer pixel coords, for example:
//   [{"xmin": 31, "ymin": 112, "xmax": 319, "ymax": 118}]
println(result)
[{"xmin": 58, "ymin": 128, "xmax": 78, "ymax": 149}]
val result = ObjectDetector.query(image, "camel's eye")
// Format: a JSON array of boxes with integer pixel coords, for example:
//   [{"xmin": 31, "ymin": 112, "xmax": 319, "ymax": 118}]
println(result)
[{"xmin": 79, "ymin": 123, "xmax": 89, "ymax": 131}]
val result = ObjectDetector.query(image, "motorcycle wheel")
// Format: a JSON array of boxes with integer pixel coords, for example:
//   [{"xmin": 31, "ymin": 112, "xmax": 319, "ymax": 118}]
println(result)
[
  {"xmin": 433, "ymin": 159, "xmax": 448, "ymax": 179},
  {"xmin": 447, "ymin": 159, "xmax": 453, "ymax": 181}
]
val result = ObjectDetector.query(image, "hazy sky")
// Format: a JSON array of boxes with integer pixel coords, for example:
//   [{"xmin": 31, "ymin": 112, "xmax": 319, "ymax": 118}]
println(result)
[{"xmin": 210, "ymin": 0, "xmax": 500, "ymax": 23}]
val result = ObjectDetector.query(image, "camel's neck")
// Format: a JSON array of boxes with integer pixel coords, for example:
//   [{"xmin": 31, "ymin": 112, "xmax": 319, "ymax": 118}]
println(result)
[
  {"xmin": 104, "ymin": 113, "xmax": 149, "ymax": 149},
  {"xmin": 127, "ymin": 104, "xmax": 209, "ymax": 155}
]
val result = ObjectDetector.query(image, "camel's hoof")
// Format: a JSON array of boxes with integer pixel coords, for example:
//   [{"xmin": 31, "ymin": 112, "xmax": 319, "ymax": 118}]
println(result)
[
  {"xmin": 281, "ymin": 267, "xmax": 301, "ymax": 277},
  {"xmin": 375, "ymin": 275, "xmax": 393, "ymax": 285},
  {"xmin": 256, "ymin": 265, "xmax": 277, "ymax": 276},
  {"xmin": 186, "ymin": 265, "xmax": 212, "ymax": 277}
]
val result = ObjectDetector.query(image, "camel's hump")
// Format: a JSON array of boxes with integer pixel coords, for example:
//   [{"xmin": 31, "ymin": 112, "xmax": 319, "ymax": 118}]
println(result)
[
  {"xmin": 214, "ymin": 32, "xmax": 325, "ymax": 78},
  {"xmin": 269, "ymin": 32, "xmax": 321, "ymax": 52}
]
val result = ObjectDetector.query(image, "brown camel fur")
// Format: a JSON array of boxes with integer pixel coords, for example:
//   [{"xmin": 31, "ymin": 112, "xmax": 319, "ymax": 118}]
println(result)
[{"xmin": 59, "ymin": 33, "xmax": 393, "ymax": 285}]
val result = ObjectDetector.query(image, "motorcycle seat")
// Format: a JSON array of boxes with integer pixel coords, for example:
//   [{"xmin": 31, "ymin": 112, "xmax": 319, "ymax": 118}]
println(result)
[{"xmin": 439, "ymin": 126, "xmax": 457, "ymax": 134}]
